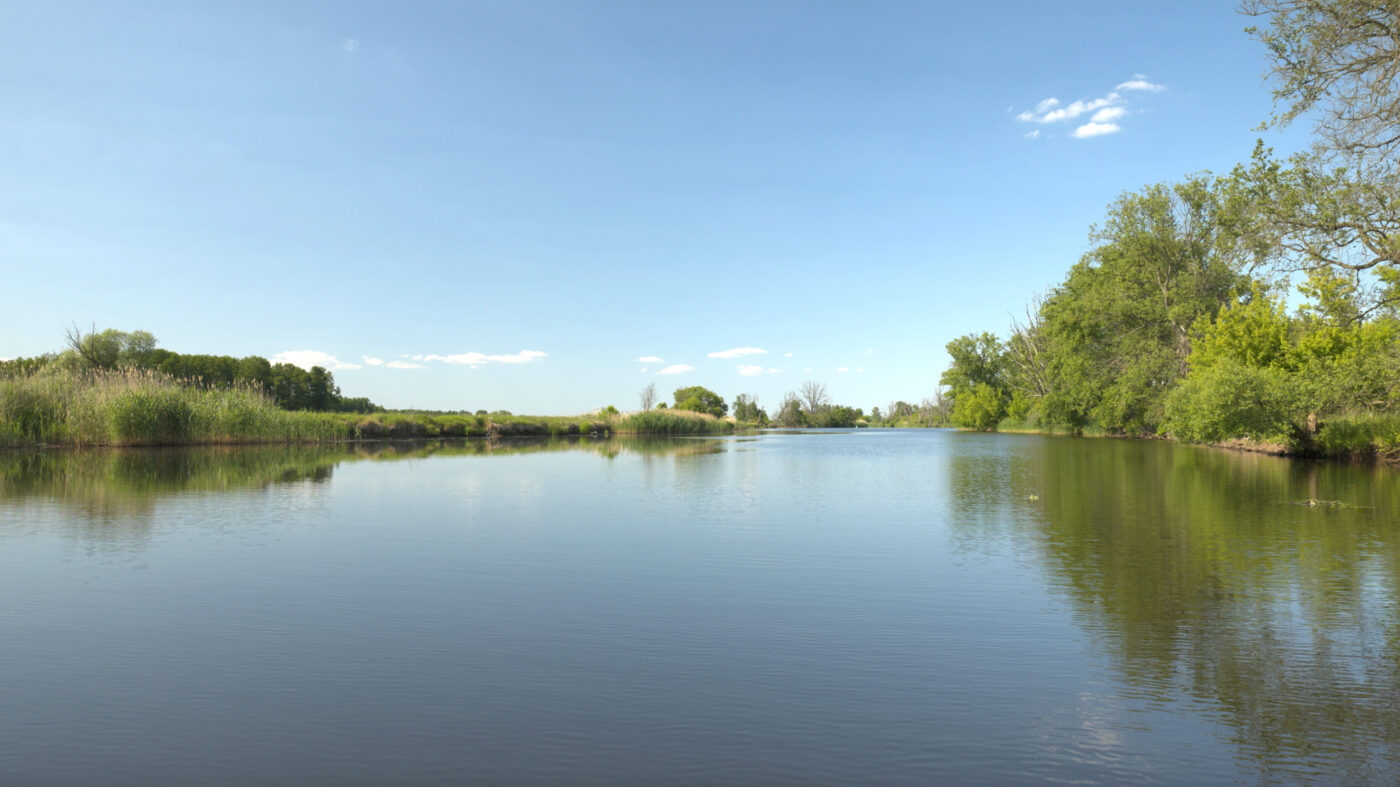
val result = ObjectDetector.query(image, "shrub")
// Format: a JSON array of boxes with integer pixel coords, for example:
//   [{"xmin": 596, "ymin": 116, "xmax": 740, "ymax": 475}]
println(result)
[{"xmin": 1162, "ymin": 361, "xmax": 1300, "ymax": 443}]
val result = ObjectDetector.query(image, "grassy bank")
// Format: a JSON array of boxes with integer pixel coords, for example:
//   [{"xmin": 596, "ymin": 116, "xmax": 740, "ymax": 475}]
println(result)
[{"xmin": 0, "ymin": 369, "xmax": 735, "ymax": 447}]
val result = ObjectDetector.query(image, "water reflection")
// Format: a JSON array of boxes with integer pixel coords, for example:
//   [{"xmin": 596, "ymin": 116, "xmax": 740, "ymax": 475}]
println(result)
[
  {"xmin": 951, "ymin": 435, "xmax": 1400, "ymax": 781},
  {"xmin": 0, "ymin": 437, "xmax": 728, "ymax": 524}
]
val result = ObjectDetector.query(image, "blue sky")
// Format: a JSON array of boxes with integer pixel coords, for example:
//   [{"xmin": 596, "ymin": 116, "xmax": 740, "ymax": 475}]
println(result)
[{"xmin": 0, "ymin": 1, "xmax": 1314, "ymax": 413}]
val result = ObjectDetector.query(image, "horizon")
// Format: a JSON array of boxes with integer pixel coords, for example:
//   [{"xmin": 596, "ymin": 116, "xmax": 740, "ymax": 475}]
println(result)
[{"xmin": 1, "ymin": 1, "xmax": 1315, "ymax": 413}]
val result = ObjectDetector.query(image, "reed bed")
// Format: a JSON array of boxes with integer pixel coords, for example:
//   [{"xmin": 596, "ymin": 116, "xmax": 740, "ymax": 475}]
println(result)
[
  {"xmin": 613, "ymin": 409, "xmax": 734, "ymax": 435},
  {"xmin": 2, "ymin": 369, "xmax": 737, "ymax": 447},
  {"xmin": 0, "ymin": 368, "xmax": 343, "ymax": 447}
]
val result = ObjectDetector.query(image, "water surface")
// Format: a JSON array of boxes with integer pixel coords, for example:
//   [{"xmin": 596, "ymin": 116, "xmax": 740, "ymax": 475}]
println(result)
[{"xmin": 2, "ymin": 432, "xmax": 1397, "ymax": 784}]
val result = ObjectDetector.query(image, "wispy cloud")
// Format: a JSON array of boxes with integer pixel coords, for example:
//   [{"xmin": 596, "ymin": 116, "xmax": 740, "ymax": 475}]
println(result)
[
  {"xmin": 411, "ymin": 350, "xmax": 546, "ymax": 366},
  {"xmin": 1091, "ymin": 106, "xmax": 1126, "ymax": 123},
  {"xmin": 737, "ymin": 365, "xmax": 763, "ymax": 377},
  {"xmin": 1018, "ymin": 94, "xmax": 1118, "ymax": 124},
  {"xmin": 1117, "ymin": 76, "xmax": 1165, "ymax": 92},
  {"xmin": 656, "ymin": 364, "xmax": 694, "ymax": 375},
  {"xmin": 707, "ymin": 347, "xmax": 766, "ymax": 359},
  {"xmin": 362, "ymin": 356, "xmax": 385, "ymax": 366},
  {"xmin": 635, "ymin": 355, "xmax": 663, "ymax": 363},
  {"xmin": 386, "ymin": 360, "xmax": 424, "ymax": 369},
  {"xmin": 1015, "ymin": 76, "xmax": 1164, "ymax": 139},
  {"xmin": 1073, "ymin": 122, "xmax": 1121, "ymax": 138},
  {"xmin": 341, "ymin": 38, "xmax": 360, "ymax": 53},
  {"xmin": 272, "ymin": 350, "xmax": 361, "ymax": 371},
  {"xmin": 837, "ymin": 367, "xmax": 850, "ymax": 373}
]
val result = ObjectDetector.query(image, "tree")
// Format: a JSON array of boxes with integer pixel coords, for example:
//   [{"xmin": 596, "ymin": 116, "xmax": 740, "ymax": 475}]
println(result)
[
  {"xmin": 1033, "ymin": 176, "xmax": 1249, "ymax": 433},
  {"xmin": 63, "ymin": 325, "xmax": 157, "ymax": 370},
  {"xmin": 939, "ymin": 333, "xmax": 1005, "ymax": 396},
  {"xmin": 951, "ymin": 383, "xmax": 1006, "ymax": 430},
  {"xmin": 773, "ymin": 393, "xmax": 805, "ymax": 427},
  {"xmin": 732, "ymin": 393, "xmax": 768, "ymax": 426},
  {"xmin": 1241, "ymin": 2, "xmax": 1400, "ymax": 280},
  {"xmin": 1244, "ymin": 0, "xmax": 1400, "ymax": 159},
  {"xmin": 639, "ymin": 382, "xmax": 657, "ymax": 411},
  {"xmin": 672, "ymin": 385, "xmax": 727, "ymax": 417},
  {"xmin": 798, "ymin": 380, "xmax": 830, "ymax": 417}
]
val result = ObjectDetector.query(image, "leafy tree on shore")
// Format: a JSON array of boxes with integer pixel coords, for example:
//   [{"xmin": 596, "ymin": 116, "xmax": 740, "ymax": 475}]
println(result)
[{"xmin": 673, "ymin": 385, "xmax": 727, "ymax": 417}]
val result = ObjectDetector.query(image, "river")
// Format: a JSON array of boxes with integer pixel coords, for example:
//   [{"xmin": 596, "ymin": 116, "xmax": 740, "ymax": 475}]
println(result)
[{"xmin": 1, "ymin": 430, "xmax": 1396, "ymax": 784}]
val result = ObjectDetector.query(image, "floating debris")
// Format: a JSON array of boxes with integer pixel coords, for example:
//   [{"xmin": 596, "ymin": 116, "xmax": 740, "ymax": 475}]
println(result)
[{"xmin": 1290, "ymin": 498, "xmax": 1370, "ymax": 509}]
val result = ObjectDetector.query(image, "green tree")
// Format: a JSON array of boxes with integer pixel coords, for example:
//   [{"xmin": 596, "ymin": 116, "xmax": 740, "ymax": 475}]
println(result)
[
  {"xmin": 951, "ymin": 383, "xmax": 1006, "ymax": 430},
  {"xmin": 672, "ymin": 385, "xmax": 727, "ymax": 417},
  {"xmin": 1036, "ymin": 176, "xmax": 1248, "ymax": 433}
]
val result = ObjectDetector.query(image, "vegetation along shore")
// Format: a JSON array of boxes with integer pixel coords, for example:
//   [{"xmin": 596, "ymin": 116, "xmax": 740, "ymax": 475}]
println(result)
[{"xmin": 927, "ymin": 5, "xmax": 1400, "ymax": 464}]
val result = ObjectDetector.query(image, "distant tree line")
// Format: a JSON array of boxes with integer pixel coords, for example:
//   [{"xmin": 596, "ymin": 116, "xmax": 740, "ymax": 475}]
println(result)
[{"xmin": 1, "ymin": 327, "xmax": 381, "ymax": 413}]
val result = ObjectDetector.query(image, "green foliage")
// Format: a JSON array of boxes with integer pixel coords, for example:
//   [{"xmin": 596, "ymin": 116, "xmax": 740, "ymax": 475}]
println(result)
[
  {"xmin": 1163, "ymin": 361, "xmax": 1300, "ymax": 443},
  {"xmin": 1006, "ymin": 390, "xmax": 1032, "ymax": 422},
  {"xmin": 939, "ymin": 333, "xmax": 1005, "ymax": 396},
  {"xmin": 1188, "ymin": 286, "xmax": 1294, "ymax": 371},
  {"xmin": 772, "ymin": 397, "xmax": 805, "ymax": 427},
  {"xmin": 731, "ymin": 394, "xmax": 769, "ymax": 426},
  {"xmin": 952, "ymin": 383, "xmax": 1006, "ymax": 430},
  {"xmin": 1033, "ymin": 176, "xmax": 1247, "ymax": 434},
  {"xmin": 672, "ymin": 385, "xmax": 727, "ymax": 417}
]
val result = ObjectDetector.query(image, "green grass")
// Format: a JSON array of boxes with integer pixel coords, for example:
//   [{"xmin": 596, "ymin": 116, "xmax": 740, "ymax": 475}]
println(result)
[{"xmin": 1311, "ymin": 412, "xmax": 1400, "ymax": 461}]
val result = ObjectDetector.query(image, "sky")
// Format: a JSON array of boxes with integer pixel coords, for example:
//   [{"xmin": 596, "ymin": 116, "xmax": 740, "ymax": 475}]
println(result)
[{"xmin": 0, "ymin": 1, "xmax": 1316, "ymax": 413}]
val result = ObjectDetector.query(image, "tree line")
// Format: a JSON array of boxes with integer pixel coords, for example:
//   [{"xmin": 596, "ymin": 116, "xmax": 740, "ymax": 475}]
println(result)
[
  {"xmin": 1, "ymin": 327, "xmax": 382, "ymax": 413},
  {"xmin": 936, "ymin": 1, "xmax": 1400, "ymax": 453},
  {"xmin": 638, "ymin": 381, "xmax": 876, "ymax": 428}
]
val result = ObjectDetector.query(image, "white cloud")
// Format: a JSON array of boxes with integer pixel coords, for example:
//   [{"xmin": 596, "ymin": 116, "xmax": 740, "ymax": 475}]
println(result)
[
  {"xmin": 1117, "ymin": 78, "xmax": 1164, "ymax": 92},
  {"xmin": 737, "ymin": 365, "xmax": 764, "ymax": 376},
  {"xmin": 1091, "ymin": 106, "xmax": 1127, "ymax": 123},
  {"xmin": 362, "ymin": 356, "xmax": 385, "ymax": 366},
  {"xmin": 1073, "ymin": 122, "xmax": 1122, "ymax": 138},
  {"xmin": 635, "ymin": 355, "xmax": 663, "ymax": 363},
  {"xmin": 837, "ymin": 367, "xmax": 850, "ymax": 373},
  {"xmin": 1018, "ymin": 93, "xmax": 1118, "ymax": 124},
  {"xmin": 272, "ymin": 350, "xmax": 361, "ymax": 371},
  {"xmin": 656, "ymin": 364, "xmax": 694, "ymax": 375},
  {"xmin": 855, "ymin": 368, "xmax": 864, "ymax": 373},
  {"xmin": 417, "ymin": 350, "xmax": 547, "ymax": 365},
  {"xmin": 784, "ymin": 353, "xmax": 793, "ymax": 358},
  {"xmin": 707, "ymin": 347, "xmax": 767, "ymax": 359},
  {"xmin": 386, "ymin": 360, "xmax": 424, "ymax": 369},
  {"xmin": 1016, "ymin": 76, "xmax": 1164, "ymax": 138},
  {"xmin": 766, "ymin": 368, "xmax": 782, "ymax": 375},
  {"xmin": 342, "ymin": 38, "xmax": 360, "ymax": 53}
]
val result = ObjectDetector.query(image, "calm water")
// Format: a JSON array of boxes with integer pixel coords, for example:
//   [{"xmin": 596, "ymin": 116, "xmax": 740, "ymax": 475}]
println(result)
[{"xmin": 2, "ymin": 431, "xmax": 1398, "ymax": 785}]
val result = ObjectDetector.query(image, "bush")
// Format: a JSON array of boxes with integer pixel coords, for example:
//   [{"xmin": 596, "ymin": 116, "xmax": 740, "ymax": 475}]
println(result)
[
  {"xmin": 1163, "ymin": 361, "xmax": 1300, "ymax": 443},
  {"xmin": 952, "ymin": 383, "xmax": 1006, "ymax": 430}
]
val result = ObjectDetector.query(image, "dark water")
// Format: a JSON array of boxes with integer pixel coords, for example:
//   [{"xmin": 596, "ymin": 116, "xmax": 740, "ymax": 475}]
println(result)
[{"xmin": 2, "ymin": 431, "xmax": 1398, "ymax": 785}]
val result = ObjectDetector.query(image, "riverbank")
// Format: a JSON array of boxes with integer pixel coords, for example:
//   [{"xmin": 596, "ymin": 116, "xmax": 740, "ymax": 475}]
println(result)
[
  {"xmin": 983, "ymin": 413, "xmax": 1400, "ymax": 465},
  {"xmin": 0, "ymin": 369, "xmax": 734, "ymax": 448}
]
